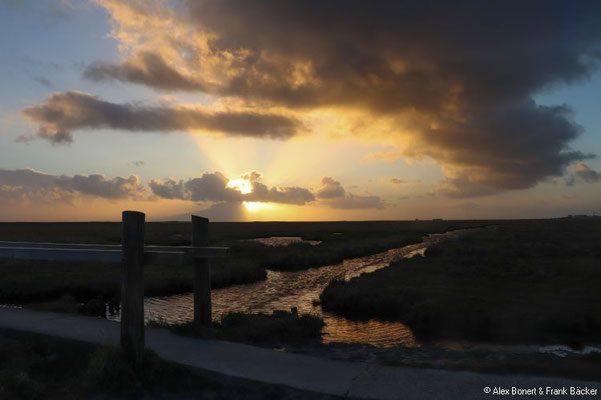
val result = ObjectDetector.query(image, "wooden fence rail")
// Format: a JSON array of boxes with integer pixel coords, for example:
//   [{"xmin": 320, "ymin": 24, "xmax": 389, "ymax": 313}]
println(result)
[
  {"xmin": 0, "ymin": 210, "xmax": 228, "ymax": 368},
  {"xmin": 0, "ymin": 243, "xmax": 228, "ymax": 265}
]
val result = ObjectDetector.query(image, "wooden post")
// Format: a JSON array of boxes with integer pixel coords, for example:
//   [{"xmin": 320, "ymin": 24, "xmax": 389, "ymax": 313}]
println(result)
[
  {"xmin": 191, "ymin": 215, "xmax": 211, "ymax": 328},
  {"xmin": 121, "ymin": 211, "xmax": 145, "ymax": 368}
]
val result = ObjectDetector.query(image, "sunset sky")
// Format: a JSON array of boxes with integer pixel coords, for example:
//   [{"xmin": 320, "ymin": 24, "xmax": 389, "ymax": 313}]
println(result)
[{"xmin": 1, "ymin": 0, "xmax": 600, "ymax": 221}]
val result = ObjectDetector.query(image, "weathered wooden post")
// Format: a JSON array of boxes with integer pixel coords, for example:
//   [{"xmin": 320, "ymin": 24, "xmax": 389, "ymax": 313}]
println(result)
[
  {"xmin": 191, "ymin": 215, "xmax": 211, "ymax": 328},
  {"xmin": 121, "ymin": 210, "xmax": 145, "ymax": 368}
]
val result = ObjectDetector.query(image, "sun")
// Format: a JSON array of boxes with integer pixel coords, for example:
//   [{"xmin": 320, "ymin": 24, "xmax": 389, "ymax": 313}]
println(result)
[
  {"xmin": 226, "ymin": 179, "xmax": 263, "ymax": 211},
  {"xmin": 227, "ymin": 178, "xmax": 252, "ymax": 194},
  {"xmin": 243, "ymin": 201, "xmax": 263, "ymax": 212}
]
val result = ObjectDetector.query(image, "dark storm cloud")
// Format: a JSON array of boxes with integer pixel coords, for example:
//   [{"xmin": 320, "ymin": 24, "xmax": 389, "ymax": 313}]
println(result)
[
  {"xmin": 88, "ymin": 1, "xmax": 601, "ymax": 111},
  {"xmin": 316, "ymin": 176, "xmax": 382, "ymax": 209},
  {"xmin": 149, "ymin": 172, "xmax": 315, "ymax": 205},
  {"xmin": 87, "ymin": 0, "xmax": 601, "ymax": 196},
  {"xmin": 428, "ymin": 101, "xmax": 592, "ymax": 197},
  {"xmin": 22, "ymin": 91, "xmax": 302, "ymax": 143},
  {"xmin": 182, "ymin": 0, "xmax": 601, "ymax": 108},
  {"xmin": 0, "ymin": 168, "xmax": 142, "ymax": 201}
]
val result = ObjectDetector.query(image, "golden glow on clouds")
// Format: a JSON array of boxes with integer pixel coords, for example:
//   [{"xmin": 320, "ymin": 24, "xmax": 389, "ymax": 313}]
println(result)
[
  {"xmin": 227, "ymin": 178, "xmax": 252, "ymax": 194},
  {"xmin": 9, "ymin": 0, "xmax": 591, "ymax": 223}
]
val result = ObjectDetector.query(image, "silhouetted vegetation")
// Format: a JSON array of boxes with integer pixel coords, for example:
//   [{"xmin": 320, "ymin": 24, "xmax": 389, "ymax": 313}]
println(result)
[
  {"xmin": 0, "ymin": 220, "xmax": 493, "ymax": 245},
  {"xmin": 321, "ymin": 218, "xmax": 601, "ymax": 345},
  {"xmin": 0, "ymin": 258, "xmax": 266, "ymax": 305},
  {"xmin": 0, "ymin": 329, "xmax": 341, "ymax": 400},
  {"xmin": 0, "ymin": 220, "xmax": 488, "ymax": 305},
  {"xmin": 230, "ymin": 234, "xmax": 426, "ymax": 272},
  {"xmin": 152, "ymin": 310, "xmax": 324, "ymax": 346}
]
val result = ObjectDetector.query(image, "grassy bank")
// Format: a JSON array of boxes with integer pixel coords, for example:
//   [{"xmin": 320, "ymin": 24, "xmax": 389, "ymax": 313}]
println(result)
[
  {"xmin": 152, "ymin": 310, "xmax": 324, "ymax": 346},
  {"xmin": 0, "ymin": 329, "xmax": 340, "ymax": 400},
  {"xmin": 0, "ymin": 258, "xmax": 266, "ymax": 304},
  {"xmin": 320, "ymin": 218, "xmax": 601, "ymax": 345},
  {"xmin": 0, "ymin": 220, "xmax": 488, "ymax": 304}
]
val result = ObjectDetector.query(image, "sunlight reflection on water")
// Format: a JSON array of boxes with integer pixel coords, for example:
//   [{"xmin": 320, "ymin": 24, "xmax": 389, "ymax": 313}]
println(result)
[
  {"xmin": 110, "ymin": 231, "xmax": 466, "ymax": 347},
  {"xmin": 247, "ymin": 236, "xmax": 322, "ymax": 246}
]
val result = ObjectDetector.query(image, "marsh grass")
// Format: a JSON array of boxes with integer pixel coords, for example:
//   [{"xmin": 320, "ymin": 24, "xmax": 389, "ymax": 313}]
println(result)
[{"xmin": 320, "ymin": 218, "xmax": 601, "ymax": 345}]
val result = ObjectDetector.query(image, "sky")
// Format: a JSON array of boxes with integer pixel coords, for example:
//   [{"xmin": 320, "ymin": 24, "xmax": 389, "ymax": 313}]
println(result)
[{"xmin": 0, "ymin": 0, "xmax": 600, "ymax": 222}]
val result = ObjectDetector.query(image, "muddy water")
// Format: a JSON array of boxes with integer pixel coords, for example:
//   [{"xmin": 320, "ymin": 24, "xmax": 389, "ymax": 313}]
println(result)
[{"xmin": 110, "ymin": 230, "xmax": 468, "ymax": 347}]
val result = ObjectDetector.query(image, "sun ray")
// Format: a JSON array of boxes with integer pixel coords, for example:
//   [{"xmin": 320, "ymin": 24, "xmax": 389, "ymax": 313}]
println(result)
[{"xmin": 243, "ymin": 201, "xmax": 262, "ymax": 212}]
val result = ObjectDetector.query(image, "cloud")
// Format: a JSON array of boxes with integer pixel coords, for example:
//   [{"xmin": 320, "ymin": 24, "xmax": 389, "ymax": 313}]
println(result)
[
  {"xmin": 55, "ymin": 174, "xmax": 142, "ymax": 199},
  {"xmin": 390, "ymin": 178, "xmax": 405, "ymax": 185},
  {"xmin": 426, "ymin": 101, "xmax": 591, "ymax": 197},
  {"xmin": 324, "ymin": 193, "xmax": 383, "ymax": 210},
  {"xmin": 1, "ymin": 167, "xmax": 384, "ymax": 212},
  {"xmin": 250, "ymin": 182, "xmax": 315, "ymax": 205},
  {"xmin": 0, "ymin": 168, "xmax": 143, "ymax": 203},
  {"xmin": 150, "ymin": 171, "xmax": 315, "ymax": 205},
  {"xmin": 84, "ymin": 52, "xmax": 206, "ymax": 92},
  {"xmin": 150, "ymin": 171, "xmax": 384, "ymax": 209},
  {"xmin": 316, "ymin": 176, "xmax": 382, "ymax": 209},
  {"xmin": 316, "ymin": 177, "xmax": 345, "ymax": 199},
  {"xmin": 0, "ymin": 168, "xmax": 57, "ymax": 188},
  {"xmin": 572, "ymin": 162, "xmax": 601, "ymax": 183},
  {"xmin": 86, "ymin": 0, "xmax": 601, "ymax": 196},
  {"xmin": 32, "ymin": 76, "xmax": 52, "ymax": 87},
  {"xmin": 22, "ymin": 91, "xmax": 302, "ymax": 143}
]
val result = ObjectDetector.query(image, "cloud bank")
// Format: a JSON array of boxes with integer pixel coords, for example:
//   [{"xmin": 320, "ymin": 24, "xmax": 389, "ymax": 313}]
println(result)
[
  {"xmin": 2, "ymin": 167, "xmax": 384, "ymax": 211},
  {"xmin": 80, "ymin": 0, "xmax": 601, "ymax": 197},
  {"xmin": 0, "ymin": 168, "xmax": 143, "ymax": 203},
  {"xmin": 149, "ymin": 171, "xmax": 315, "ymax": 205}
]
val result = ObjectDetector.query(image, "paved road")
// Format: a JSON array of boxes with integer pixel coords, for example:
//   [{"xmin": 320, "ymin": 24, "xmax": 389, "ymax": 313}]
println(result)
[{"xmin": 0, "ymin": 308, "xmax": 599, "ymax": 399}]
